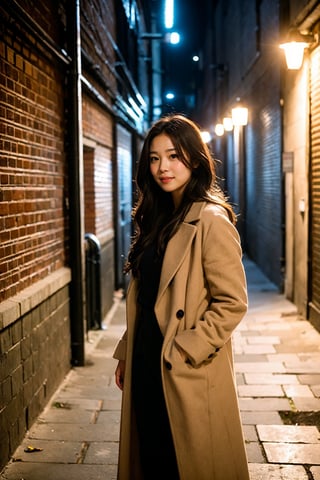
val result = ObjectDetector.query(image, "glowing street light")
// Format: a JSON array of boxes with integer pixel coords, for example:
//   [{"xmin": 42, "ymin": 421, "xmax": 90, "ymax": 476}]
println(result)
[
  {"xmin": 279, "ymin": 28, "xmax": 316, "ymax": 70},
  {"xmin": 165, "ymin": 0, "xmax": 174, "ymax": 29},
  {"xmin": 231, "ymin": 99, "xmax": 248, "ymax": 126},
  {"xmin": 214, "ymin": 124, "xmax": 224, "ymax": 136}
]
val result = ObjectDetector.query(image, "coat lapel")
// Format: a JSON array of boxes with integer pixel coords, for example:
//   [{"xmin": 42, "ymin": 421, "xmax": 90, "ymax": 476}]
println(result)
[{"xmin": 156, "ymin": 202, "xmax": 205, "ymax": 303}]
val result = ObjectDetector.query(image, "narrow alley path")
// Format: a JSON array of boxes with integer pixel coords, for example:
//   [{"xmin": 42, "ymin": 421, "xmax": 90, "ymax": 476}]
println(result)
[{"xmin": 1, "ymin": 258, "xmax": 320, "ymax": 480}]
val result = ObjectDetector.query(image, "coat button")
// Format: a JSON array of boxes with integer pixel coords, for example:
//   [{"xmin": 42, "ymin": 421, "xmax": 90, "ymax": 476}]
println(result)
[
  {"xmin": 176, "ymin": 309, "xmax": 184, "ymax": 319},
  {"xmin": 165, "ymin": 361, "xmax": 172, "ymax": 370}
]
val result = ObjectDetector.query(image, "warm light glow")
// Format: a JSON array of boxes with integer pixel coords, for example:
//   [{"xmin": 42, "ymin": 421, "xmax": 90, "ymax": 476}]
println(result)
[
  {"xmin": 223, "ymin": 117, "xmax": 233, "ymax": 131},
  {"xmin": 279, "ymin": 41, "xmax": 308, "ymax": 70},
  {"xmin": 214, "ymin": 124, "xmax": 224, "ymax": 136},
  {"xmin": 200, "ymin": 131, "xmax": 212, "ymax": 143},
  {"xmin": 231, "ymin": 106, "xmax": 248, "ymax": 126}
]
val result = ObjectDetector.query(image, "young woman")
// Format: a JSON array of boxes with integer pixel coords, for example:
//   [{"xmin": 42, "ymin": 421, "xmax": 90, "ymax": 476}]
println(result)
[{"xmin": 114, "ymin": 114, "xmax": 249, "ymax": 480}]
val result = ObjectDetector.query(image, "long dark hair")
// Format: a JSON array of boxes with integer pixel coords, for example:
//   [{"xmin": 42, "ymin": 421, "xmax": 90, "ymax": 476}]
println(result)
[{"xmin": 125, "ymin": 114, "xmax": 236, "ymax": 276}]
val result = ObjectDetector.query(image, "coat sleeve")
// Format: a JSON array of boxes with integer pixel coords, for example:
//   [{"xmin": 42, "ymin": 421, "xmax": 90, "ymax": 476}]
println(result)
[
  {"xmin": 113, "ymin": 330, "xmax": 127, "ymax": 360},
  {"xmin": 174, "ymin": 205, "xmax": 248, "ymax": 367}
]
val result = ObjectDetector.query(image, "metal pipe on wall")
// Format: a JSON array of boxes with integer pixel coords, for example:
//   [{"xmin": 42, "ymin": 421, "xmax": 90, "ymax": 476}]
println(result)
[{"xmin": 66, "ymin": 0, "xmax": 85, "ymax": 366}]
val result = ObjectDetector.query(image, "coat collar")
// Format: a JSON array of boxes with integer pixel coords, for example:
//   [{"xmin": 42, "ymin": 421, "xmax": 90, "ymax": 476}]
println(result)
[{"xmin": 184, "ymin": 201, "xmax": 206, "ymax": 223}]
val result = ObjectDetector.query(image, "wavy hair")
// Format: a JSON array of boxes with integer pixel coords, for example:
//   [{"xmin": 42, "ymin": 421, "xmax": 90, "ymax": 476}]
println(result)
[{"xmin": 125, "ymin": 114, "xmax": 236, "ymax": 276}]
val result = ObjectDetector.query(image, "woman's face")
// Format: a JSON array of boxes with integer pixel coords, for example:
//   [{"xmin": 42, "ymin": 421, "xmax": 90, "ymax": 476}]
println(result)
[{"xmin": 149, "ymin": 133, "xmax": 192, "ymax": 208}]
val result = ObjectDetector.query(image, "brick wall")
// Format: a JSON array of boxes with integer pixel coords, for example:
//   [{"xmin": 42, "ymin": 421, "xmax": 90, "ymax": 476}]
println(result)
[
  {"xmin": 211, "ymin": 0, "xmax": 284, "ymax": 288},
  {"xmin": 0, "ymin": 6, "xmax": 68, "ymax": 302},
  {"xmin": 0, "ymin": 269, "xmax": 71, "ymax": 468},
  {"xmin": 0, "ymin": 1, "xmax": 72, "ymax": 470},
  {"xmin": 245, "ymin": 70, "xmax": 283, "ymax": 286},
  {"xmin": 83, "ymin": 95, "xmax": 115, "ymax": 318}
]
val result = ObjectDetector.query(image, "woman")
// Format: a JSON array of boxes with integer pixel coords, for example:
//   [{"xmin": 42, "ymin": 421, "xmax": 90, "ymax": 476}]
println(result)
[{"xmin": 114, "ymin": 114, "xmax": 249, "ymax": 480}]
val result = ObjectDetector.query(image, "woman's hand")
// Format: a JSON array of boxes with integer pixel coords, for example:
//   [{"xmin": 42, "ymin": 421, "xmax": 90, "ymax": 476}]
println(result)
[{"xmin": 115, "ymin": 360, "xmax": 126, "ymax": 390}]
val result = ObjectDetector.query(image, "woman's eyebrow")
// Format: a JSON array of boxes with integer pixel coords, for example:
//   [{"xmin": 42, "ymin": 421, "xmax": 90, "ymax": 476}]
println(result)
[{"xmin": 149, "ymin": 147, "xmax": 176, "ymax": 154}]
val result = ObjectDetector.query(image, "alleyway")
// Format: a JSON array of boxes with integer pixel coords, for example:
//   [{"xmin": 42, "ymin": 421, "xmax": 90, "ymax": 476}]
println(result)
[{"xmin": 1, "ymin": 257, "xmax": 320, "ymax": 480}]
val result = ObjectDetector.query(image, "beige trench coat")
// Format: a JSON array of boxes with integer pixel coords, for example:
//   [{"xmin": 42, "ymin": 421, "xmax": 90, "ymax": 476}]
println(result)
[{"xmin": 113, "ymin": 201, "xmax": 250, "ymax": 480}]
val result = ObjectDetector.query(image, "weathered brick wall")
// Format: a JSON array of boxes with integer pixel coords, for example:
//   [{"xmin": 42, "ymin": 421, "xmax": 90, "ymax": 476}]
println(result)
[
  {"xmin": 0, "ymin": 1, "xmax": 72, "ymax": 470},
  {"xmin": 0, "ymin": 270, "xmax": 71, "ymax": 469},
  {"xmin": 0, "ymin": 4, "xmax": 68, "ymax": 302}
]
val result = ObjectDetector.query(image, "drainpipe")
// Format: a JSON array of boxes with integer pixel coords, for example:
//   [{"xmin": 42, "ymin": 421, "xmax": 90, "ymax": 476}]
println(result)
[{"xmin": 66, "ymin": 0, "xmax": 85, "ymax": 366}]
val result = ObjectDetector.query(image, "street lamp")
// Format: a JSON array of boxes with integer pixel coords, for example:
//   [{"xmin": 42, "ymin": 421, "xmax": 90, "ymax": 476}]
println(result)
[
  {"xmin": 279, "ymin": 28, "xmax": 316, "ymax": 70},
  {"xmin": 231, "ymin": 101, "xmax": 248, "ymax": 127},
  {"xmin": 223, "ymin": 117, "xmax": 233, "ymax": 132},
  {"xmin": 214, "ymin": 123, "xmax": 224, "ymax": 136}
]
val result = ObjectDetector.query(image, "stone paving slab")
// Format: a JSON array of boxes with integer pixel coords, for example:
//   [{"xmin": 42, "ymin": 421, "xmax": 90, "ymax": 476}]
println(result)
[
  {"xmin": 239, "ymin": 398, "xmax": 292, "ymax": 411},
  {"xmin": 83, "ymin": 441, "xmax": 119, "ymax": 464},
  {"xmin": 243, "ymin": 345, "xmax": 277, "ymax": 354},
  {"xmin": 312, "ymin": 385, "xmax": 320, "ymax": 396},
  {"xmin": 246, "ymin": 336, "xmax": 282, "ymax": 345},
  {"xmin": 263, "ymin": 442, "xmax": 320, "ymax": 465},
  {"xmin": 38, "ymin": 407, "xmax": 96, "ymax": 424},
  {"xmin": 283, "ymin": 384, "xmax": 314, "ymax": 398},
  {"xmin": 235, "ymin": 362, "xmax": 287, "ymax": 373},
  {"xmin": 0, "ymin": 463, "xmax": 117, "ymax": 480},
  {"xmin": 311, "ymin": 466, "xmax": 320, "ymax": 480},
  {"xmin": 12, "ymin": 439, "xmax": 82, "ymax": 464},
  {"xmin": 246, "ymin": 442, "xmax": 266, "ymax": 463},
  {"xmin": 244, "ymin": 373, "xmax": 300, "ymax": 384},
  {"xmin": 238, "ymin": 384, "xmax": 284, "ymax": 397},
  {"xmin": 293, "ymin": 397, "xmax": 320, "ymax": 411},
  {"xmin": 257, "ymin": 425, "xmax": 320, "ymax": 443},
  {"xmin": 243, "ymin": 424, "xmax": 259, "ymax": 442},
  {"xmin": 248, "ymin": 463, "xmax": 309, "ymax": 480},
  {"xmin": 241, "ymin": 411, "xmax": 283, "ymax": 425},
  {"xmin": 26, "ymin": 413, "xmax": 120, "ymax": 442},
  {"xmin": 298, "ymin": 374, "xmax": 320, "ymax": 385}
]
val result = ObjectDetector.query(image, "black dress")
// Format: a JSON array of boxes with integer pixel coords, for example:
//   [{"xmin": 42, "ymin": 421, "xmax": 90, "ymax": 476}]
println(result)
[{"xmin": 132, "ymin": 245, "xmax": 179, "ymax": 479}]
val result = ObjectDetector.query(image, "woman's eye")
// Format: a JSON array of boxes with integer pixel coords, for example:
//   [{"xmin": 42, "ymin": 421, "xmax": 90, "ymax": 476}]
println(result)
[
  {"xmin": 170, "ymin": 153, "xmax": 178, "ymax": 160},
  {"xmin": 150, "ymin": 156, "xmax": 159, "ymax": 163}
]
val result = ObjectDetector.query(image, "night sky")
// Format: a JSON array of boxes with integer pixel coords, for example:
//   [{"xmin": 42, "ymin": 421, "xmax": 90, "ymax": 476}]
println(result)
[{"xmin": 162, "ymin": 0, "xmax": 205, "ymax": 115}]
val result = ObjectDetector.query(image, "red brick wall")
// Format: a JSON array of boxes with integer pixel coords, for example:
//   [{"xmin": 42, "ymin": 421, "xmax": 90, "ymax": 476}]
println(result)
[
  {"xmin": 0, "ymin": 8, "xmax": 67, "ymax": 302},
  {"xmin": 0, "ymin": 1, "xmax": 72, "ymax": 469},
  {"xmin": 82, "ymin": 95, "xmax": 113, "ymax": 239},
  {"xmin": 82, "ymin": 95, "xmax": 115, "ymax": 317}
]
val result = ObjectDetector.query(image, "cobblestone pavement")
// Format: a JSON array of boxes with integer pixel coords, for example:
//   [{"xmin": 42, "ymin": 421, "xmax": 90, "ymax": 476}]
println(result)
[{"xmin": 1, "ymin": 257, "xmax": 320, "ymax": 480}]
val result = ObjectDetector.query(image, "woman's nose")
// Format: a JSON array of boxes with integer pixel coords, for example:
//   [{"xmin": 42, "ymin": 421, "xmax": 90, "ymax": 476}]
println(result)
[{"xmin": 159, "ymin": 158, "xmax": 169, "ymax": 171}]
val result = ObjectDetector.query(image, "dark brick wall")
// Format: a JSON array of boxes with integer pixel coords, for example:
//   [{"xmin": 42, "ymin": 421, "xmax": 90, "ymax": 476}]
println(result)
[
  {"xmin": 210, "ymin": 0, "xmax": 284, "ymax": 288},
  {"xmin": 0, "ymin": 271, "xmax": 71, "ymax": 469},
  {"xmin": 245, "ymin": 70, "xmax": 283, "ymax": 286}
]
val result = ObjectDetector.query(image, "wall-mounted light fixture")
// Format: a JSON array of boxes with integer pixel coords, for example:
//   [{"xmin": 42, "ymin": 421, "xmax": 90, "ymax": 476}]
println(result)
[
  {"xmin": 214, "ymin": 123, "xmax": 224, "ymax": 136},
  {"xmin": 200, "ymin": 131, "xmax": 212, "ymax": 143},
  {"xmin": 223, "ymin": 117, "xmax": 233, "ymax": 131},
  {"xmin": 140, "ymin": 31, "xmax": 180, "ymax": 44},
  {"xmin": 279, "ymin": 28, "xmax": 316, "ymax": 70},
  {"xmin": 231, "ymin": 99, "xmax": 248, "ymax": 126}
]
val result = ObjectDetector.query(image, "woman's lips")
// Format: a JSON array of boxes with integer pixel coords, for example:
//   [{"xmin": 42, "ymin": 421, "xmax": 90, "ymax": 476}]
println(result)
[{"xmin": 160, "ymin": 176, "xmax": 174, "ymax": 183}]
